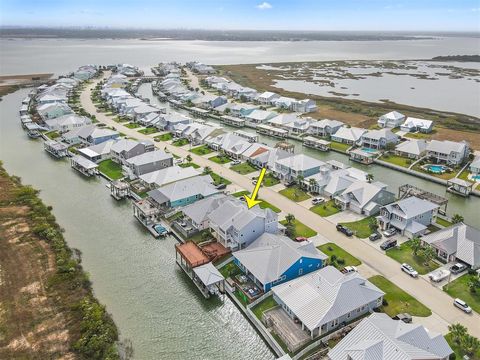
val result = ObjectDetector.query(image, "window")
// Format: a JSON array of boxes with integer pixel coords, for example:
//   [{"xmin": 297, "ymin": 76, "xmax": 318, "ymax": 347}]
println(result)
[{"xmin": 299, "ymin": 269, "xmax": 303, "ymax": 275}]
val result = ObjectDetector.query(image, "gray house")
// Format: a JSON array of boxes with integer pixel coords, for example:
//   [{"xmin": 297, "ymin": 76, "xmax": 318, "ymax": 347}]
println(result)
[
  {"xmin": 308, "ymin": 119, "xmax": 344, "ymax": 137},
  {"xmin": 110, "ymin": 139, "xmax": 154, "ymax": 165},
  {"xmin": 377, "ymin": 196, "xmax": 440, "ymax": 238},
  {"xmin": 426, "ymin": 140, "xmax": 470, "ymax": 166},
  {"xmin": 328, "ymin": 313, "xmax": 452, "ymax": 360},
  {"xmin": 361, "ymin": 129, "xmax": 399, "ymax": 150},
  {"xmin": 272, "ymin": 266, "xmax": 384, "ymax": 339},
  {"xmin": 123, "ymin": 150, "xmax": 173, "ymax": 179}
]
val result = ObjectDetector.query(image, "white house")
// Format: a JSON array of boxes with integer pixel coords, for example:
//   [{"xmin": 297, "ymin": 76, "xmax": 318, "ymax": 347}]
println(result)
[
  {"xmin": 394, "ymin": 139, "xmax": 428, "ymax": 159},
  {"xmin": 361, "ymin": 129, "xmax": 399, "ymax": 150},
  {"xmin": 470, "ymin": 155, "xmax": 480, "ymax": 175},
  {"xmin": 378, "ymin": 111, "xmax": 405, "ymax": 128},
  {"xmin": 331, "ymin": 127, "xmax": 367, "ymax": 145},
  {"xmin": 274, "ymin": 154, "xmax": 325, "ymax": 182},
  {"xmin": 77, "ymin": 140, "xmax": 116, "ymax": 163},
  {"xmin": 257, "ymin": 91, "xmax": 280, "ymax": 105},
  {"xmin": 400, "ymin": 117, "xmax": 434, "ymax": 133},
  {"xmin": 37, "ymin": 102, "xmax": 73, "ymax": 120},
  {"xmin": 426, "ymin": 140, "xmax": 470, "ymax": 166},
  {"xmin": 45, "ymin": 114, "xmax": 92, "ymax": 133},
  {"xmin": 181, "ymin": 194, "xmax": 229, "ymax": 231},
  {"xmin": 244, "ymin": 109, "xmax": 277, "ymax": 124},
  {"xmin": 139, "ymin": 165, "xmax": 201, "ymax": 189},
  {"xmin": 292, "ymin": 99, "xmax": 317, "ymax": 113},
  {"xmin": 308, "ymin": 119, "xmax": 344, "ymax": 137}
]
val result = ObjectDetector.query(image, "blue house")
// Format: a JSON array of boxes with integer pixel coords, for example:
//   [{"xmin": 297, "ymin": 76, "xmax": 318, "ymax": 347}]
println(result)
[
  {"xmin": 233, "ymin": 233, "xmax": 328, "ymax": 292},
  {"xmin": 79, "ymin": 127, "xmax": 120, "ymax": 145},
  {"xmin": 147, "ymin": 175, "xmax": 221, "ymax": 210}
]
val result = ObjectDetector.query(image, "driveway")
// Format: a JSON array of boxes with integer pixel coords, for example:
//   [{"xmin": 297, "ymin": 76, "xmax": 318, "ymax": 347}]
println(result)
[
  {"xmin": 327, "ymin": 210, "xmax": 365, "ymax": 224},
  {"xmin": 81, "ymin": 73, "xmax": 480, "ymax": 337}
]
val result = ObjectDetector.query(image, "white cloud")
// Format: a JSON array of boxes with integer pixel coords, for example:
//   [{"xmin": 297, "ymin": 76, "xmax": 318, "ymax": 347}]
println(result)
[{"xmin": 256, "ymin": 2, "xmax": 272, "ymax": 10}]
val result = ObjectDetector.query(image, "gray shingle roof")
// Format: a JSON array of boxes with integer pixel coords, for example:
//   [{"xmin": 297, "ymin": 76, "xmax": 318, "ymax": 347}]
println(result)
[
  {"xmin": 148, "ymin": 175, "xmax": 219, "ymax": 203},
  {"xmin": 125, "ymin": 150, "xmax": 172, "ymax": 166}
]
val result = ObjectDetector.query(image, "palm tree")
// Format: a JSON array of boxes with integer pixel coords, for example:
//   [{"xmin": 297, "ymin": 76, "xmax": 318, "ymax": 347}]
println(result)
[
  {"xmin": 366, "ymin": 173, "xmax": 374, "ymax": 183},
  {"xmin": 461, "ymin": 334, "xmax": 480, "ymax": 356},
  {"xmin": 467, "ymin": 279, "xmax": 478, "ymax": 293},
  {"xmin": 285, "ymin": 213, "xmax": 295, "ymax": 225},
  {"xmin": 308, "ymin": 178, "xmax": 317, "ymax": 192},
  {"xmin": 448, "ymin": 323, "xmax": 467, "ymax": 345},
  {"xmin": 451, "ymin": 214, "xmax": 464, "ymax": 224},
  {"xmin": 186, "ymin": 154, "xmax": 192, "ymax": 163},
  {"xmin": 203, "ymin": 166, "xmax": 212, "ymax": 174},
  {"xmin": 410, "ymin": 237, "xmax": 422, "ymax": 256},
  {"xmin": 296, "ymin": 174, "xmax": 305, "ymax": 188},
  {"xmin": 368, "ymin": 217, "xmax": 378, "ymax": 232},
  {"xmin": 421, "ymin": 245, "xmax": 436, "ymax": 266}
]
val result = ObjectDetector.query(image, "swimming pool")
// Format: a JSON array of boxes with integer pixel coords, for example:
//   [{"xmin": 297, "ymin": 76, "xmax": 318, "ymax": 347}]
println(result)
[
  {"xmin": 472, "ymin": 175, "xmax": 480, "ymax": 181},
  {"xmin": 423, "ymin": 164, "xmax": 449, "ymax": 174},
  {"xmin": 361, "ymin": 147, "xmax": 377, "ymax": 153}
]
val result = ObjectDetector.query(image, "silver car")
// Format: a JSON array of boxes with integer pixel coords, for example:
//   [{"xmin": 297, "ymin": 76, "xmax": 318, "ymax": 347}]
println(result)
[{"xmin": 454, "ymin": 298, "xmax": 472, "ymax": 314}]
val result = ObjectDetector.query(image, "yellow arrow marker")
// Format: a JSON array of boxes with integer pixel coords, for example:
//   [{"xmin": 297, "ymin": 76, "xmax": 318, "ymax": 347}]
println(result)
[{"xmin": 245, "ymin": 167, "xmax": 267, "ymax": 209}]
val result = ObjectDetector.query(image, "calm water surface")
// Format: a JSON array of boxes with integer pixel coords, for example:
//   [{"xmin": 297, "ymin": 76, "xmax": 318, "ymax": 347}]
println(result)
[{"xmin": 0, "ymin": 89, "xmax": 274, "ymax": 360}]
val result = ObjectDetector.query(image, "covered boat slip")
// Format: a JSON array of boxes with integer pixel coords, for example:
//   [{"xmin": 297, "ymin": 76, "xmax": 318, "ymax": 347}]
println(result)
[
  {"xmin": 256, "ymin": 124, "xmax": 288, "ymax": 138},
  {"xmin": 70, "ymin": 155, "xmax": 99, "ymax": 176},
  {"xmin": 303, "ymin": 136, "xmax": 330, "ymax": 151},
  {"xmin": 221, "ymin": 115, "xmax": 245, "ymax": 127},
  {"xmin": 43, "ymin": 139, "xmax": 68, "ymax": 158}
]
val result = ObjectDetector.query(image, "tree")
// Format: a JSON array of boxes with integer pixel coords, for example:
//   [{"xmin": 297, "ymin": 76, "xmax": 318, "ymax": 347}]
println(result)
[
  {"xmin": 296, "ymin": 174, "xmax": 305, "ymax": 188},
  {"xmin": 461, "ymin": 334, "xmax": 480, "ymax": 357},
  {"xmin": 410, "ymin": 237, "xmax": 422, "ymax": 256},
  {"xmin": 308, "ymin": 178, "xmax": 317, "ymax": 192},
  {"xmin": 421, "ymin": 245, "xmax": 436, "ymax": 265},
  {"xmin": 203, "ymin": 166, "xmax": 212, "ymax": 174},
  {"xmin": 368, "ymin": 217, "xmax": 378, "ymax": 232},
  {"xmin": 224, "ymin": 108, "xmax": 231, "ymax": 114},
  {"xmin": 448, "ymin": 323, "xmax": 467, "ymax": 345},
  {"xmin": 366, "ymin": 173, "xmax": 374, "ymax": 183},
  {"xmin": 186, "ymin": 154, "xmax": 192, "ymax": 163},
  {"xmin": 285, "ymin": 213, "xmax": 295, "ymax": 225},
  {"xmin": 451, "ymin": 214, "xmax": 464, "ymax": 224},
  {"xmin": 467, "ymin": 279, "xmax": 478, "ymax": 293}
]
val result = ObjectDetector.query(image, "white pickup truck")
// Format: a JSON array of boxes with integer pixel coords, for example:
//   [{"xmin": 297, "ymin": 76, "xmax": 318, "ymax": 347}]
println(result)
[{"xmin": 428, "ymin": 269, "xmax": 451, "ymax": 283}]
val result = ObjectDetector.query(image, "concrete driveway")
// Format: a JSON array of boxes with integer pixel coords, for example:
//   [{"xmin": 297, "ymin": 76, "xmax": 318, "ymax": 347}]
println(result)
[{"xmin": 327, "ymin": 210, "xmax": 365, "ymax": 224}]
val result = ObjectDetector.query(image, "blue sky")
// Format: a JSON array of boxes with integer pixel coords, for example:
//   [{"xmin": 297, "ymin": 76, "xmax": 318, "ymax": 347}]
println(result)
[{"xmin": 1, "ymin": 0, "xmax": 479, "ymax": 31}]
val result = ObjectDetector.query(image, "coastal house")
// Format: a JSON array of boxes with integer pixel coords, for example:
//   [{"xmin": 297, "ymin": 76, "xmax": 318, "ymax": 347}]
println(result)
[
  {"xmin": 421, "ymin": 223, "xmax": 480, "ymax": 269},
  {"xmin": 128, "ymin": 104, "xmax": 164, "ymax": 121},
  {"xmin": 400, "ymin": 117, "xmax": 434, "ymax": 133},
  {"xmin": 308, "ymin": 119, "xmax": 344, "ymax": 137},
  {"xmin": 44, "ymin": 139, "xmax": 68, "ymax": 158},
  {"xmin": 257, "ymin": 91, "xmax": 280, "ymax": 105},
  {"xmin": 37, "ymin": 102, "xmax": 73, "ymax": 121},
  {"xmin": 147, "ymin": 175, "xmax": 220, "ymax": 209},
  {"xmin": 283, "ymin": 117, "xmax": 312, "ymax": 135},
  {"xmin": 180, "ymin": 194, "xmax": 229, "ymax": 231},
  {"xmin": 110, "ymin": 139, "xmax": 154, "ymax": 165},
  {"xmin": 274, "ymin": 154, "xmax": 325, "ymax": 182},
  {"xmin": 244, "ymin": 109, "xmax": 277, "ymax": 124},
  {"xmin": 138, "ymin": 165, "xmax": 201, "ymax": 189},
  {"xmin": 61, "ymin": 125, "xmax": 96, "ymax": 145},
  {"xmin": 36, "ymin": 91, "xmax": 68, "ymax": 105},
  {"xmin": 71, "ymin": 155, "xmax": 99, "ymax": 177},
  {"xmin": 360, "ymin": 129, "xmax": 399, "ymax": 150},
  {"xmin": 274, "ymin": 96, "xmax": 296, "ymax": 110},
  {"xmin": 182, "ymin": 123, "xmax": 224, "ymax": 145},
  {"xmin": 233, "ymin": 233, "xmax": 327, "ymax": 292},
  {"xmin": 268, "ymin": 113, "xmax": 301, "ymax": 130},
  {"xmin": 377, "ymin": 196, "xmax": 440, "ymax": 238},
  {"xmin": 394, "ymin": 139, "xmax": 428, "ymax": 159},
  {"xmin": 470, "ymin": 155, "xmax": 480, "ymax": 175},
  {"xmin": 292, "ymin": 99, "xmax": 317, "ymax": 113},
  {"xmin": 426, "ymin": 140, "xmax": 470, "ymax": 166},
  {"xmin": 328, "ymin": 313, "xmax": 452, "ymax": 360},
  {"xmin": 271, "ymin": 266, "xmax": 384, "ymax": 339},
  {"xmin": 45, "ymin": 114, "xmax": 92, "ymax": 133},
  {"xmin": 78, "ymin": 127, "xmax": 120, "ymax": 145},
  {"xmin": 208, "ymin": 198, "xmax": 278, "ymax": 251},
  {"xmin": 77, "ymin": 140, "xmax": 115, "ymax": 163},
  {"xmin": 334, "ymin": 181, "xmax": 396, "ymax": 215},
  {"xmin": 123, "ymin": 150, "xmax": 173, "ymax": 180},
  {"xmin": 248, "ymin": 147, "xmax": 293, "ymax": 171},
  {"xmin": 240, "ymin": 143, "xmax": 271, "ymax": 163},
  {"xmin": 305, "ymin": 166, "xmax": 368, "ymax": 197},
  {"xmin": 214, "ymin": 103, "xmax": 258, "ymax": 118},
  {"xmin": 155, "ymin": 113, "xmax": 192, "ymax": 131},
  {"xmin": 377, "ymin": 111, "xmax": 405, "ymax": 128},
  {"xmin": 191, "ymin": 94, "xmax": 227, "ymax": 109},
  {"xmin": 331, "ymin": 127, "xmax": 367, "ymax": 145}
]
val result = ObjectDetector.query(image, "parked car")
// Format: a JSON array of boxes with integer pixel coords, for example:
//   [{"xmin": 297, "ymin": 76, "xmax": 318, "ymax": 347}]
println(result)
[
  {"xmin": 336, "ymin": 224, "xmax": 353, "ymax": 237},
  {"xmin": 383, "ymin": 228, "xmax": 397, "ymax": 237},
  {"xmin": 252, "ymin": 179, "xmax": 263, "ymax": 187},
  {"xmin": 401, "ymin": 263, "xmax": 418, "ymax": 278},
  {"xmin": 450, "ymin": 263, "xmax": 468, "ymax": 274},
  {"xmin": 285, "ymin": 180, "xmax": 296, "ymax": 187},
  {"xmin": 393, "ymin": 313, "xmax": 412, "ymax": 323},
  {"xmin": 311, "ymin": 197, "xmax": 324, "ymax": 205},
  {"xmin": 231, "ymin": 160, "xmax": 241, "ymax": 165},
  {"xmin": 341, "ymin": 266, "xmax": 357, "ymax": 274},
  {"xmin": 369, "ymin": 232, "xmax": 382, "ymax": 241},
  {"xmin": 215, "ymin": 183, "xmax": 227, "ymax": 190},
  {"xmin": 454, "ymin": 298, "xmax": 472, "ymax": 314},
  {"xmin": 174, "ymin": 158, "xmax": 183, "ymax": 164},
  {"xmin": 380, "ymin": 239, "xmax": 397, "ymax": 251},
  {"xmin": 239, "ymin": 196, "xmax": 246, "ymax": 201},
  {"xmin": 428, "ymin": 269, "xmax": 451, "ymax": 283},
  {"xmin": 295, "ymin": 237, "xmax": 308, "ymax": 242}
]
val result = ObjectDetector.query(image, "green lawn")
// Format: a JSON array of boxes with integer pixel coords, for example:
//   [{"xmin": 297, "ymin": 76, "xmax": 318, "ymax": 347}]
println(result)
[
  {"xmin": 405, "ymin": 131, "xmax": 433, "ymax": 140},
  {"xmin": 172, "ymin": 138, "xmax": 189, "ymax": 146},
  {"xmin": 368, "ymin": 275, "xmax": 432, "ymax": 317},
  {"xmin": 178, "ymin": 162, "xmax": 200, "ymax": 169},
  {"xmin": 436, "ymin": 217, "xmax": 453, "ymax": 227},
  {"xmin": 218, "ymin": 261, "xmax": 242, "ymax": 278},
  {"xmin": 380, "ymin": 154, "xmax": 412, "ymax": 168},
  {"xmin": 317, "ymin": 243, "xmax": 361, "ymax": 269},
  {"xmin": 154, "ymin": 133, "xmax": 173, "ymax": 142},
  {"xmin": 114, "ymin": 116, "xmax": 130, "ymax": 123},
  {"xmin": 137, "ymin": 127, "xmax": 158, "ymax": 135},
  {"xmin": 209, "ymin": 172, "xmax": 232, "ymax": 186},
  {"xmin": 124, "ymin": 122, "xmax": 140, "ymax": 129},
  {"xmin": 386, "ymin": 241, "xmax": 440, "ymax": 275},
  {"xmin": 230, "ymin": 190, "xmax": 280, "ymax": 213},
  {"xmin": 209, "ymin": 155, "xmax": 231, "ymax": 164},
  {"xmin": 457, "ymin": 169, "xmax": 475, "ymax": 183},
  {"xmin": 230, "ymin": 162, "xmax": 258, "ymax": 175},
  {"xmin": 412, "ymin": 163, "xmax": 456, "ymax": 180},
  {"xmin": 45, "ymin": 130, "xmax": 60, "ymax": 139},
  {"xmin": 263, "ymin": 173, "xmax": 280, "ymax": 187},
  {"xmin": 445, "ymin": 333, "xmax": 480, "ymax": 360},
  {"xmin": 251, "ymin": 296, "xmax": 279, "ymax": 320},
  {"xmin": 280, "ymin": 219, "xmax": 317, "ymax": 238},
  {"xmin": 279, "ymin": 186, "xmax": 311, "ymax": 202},
  {"xmin": 310, "ymin": 199, "xmax": 341, "ymax": 217},
  {"xmin": 330, "ymin": 141, "xmax": 351, "ymax": 153},
  {"xmin": 339, "ymin": 216, "xmax": 376, "ymax": 238},
  {"xmin": 190, "ymin": 144, "xmax": 213, "ymax": 156},
  {"xmin": 444, "ymin": 273, "xmax": 480, "ymax": 314},
  {"xmin": 232, "ymin": 190, "xmax": 249, "ymax": 197},
  {"xmin": 98, "ymin": 159, "xmax": 123, "ymax": 180}
]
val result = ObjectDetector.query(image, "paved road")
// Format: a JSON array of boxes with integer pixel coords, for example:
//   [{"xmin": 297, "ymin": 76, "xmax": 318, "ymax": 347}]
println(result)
[{"xmin": 80, "ymin": 74, "xmax": 480, "ymax": 337}]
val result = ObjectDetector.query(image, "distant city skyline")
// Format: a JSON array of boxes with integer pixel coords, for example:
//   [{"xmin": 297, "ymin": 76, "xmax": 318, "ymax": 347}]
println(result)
[{"xmin": 1, "ymin": 0, "xmax": 479, "ymax": 31}]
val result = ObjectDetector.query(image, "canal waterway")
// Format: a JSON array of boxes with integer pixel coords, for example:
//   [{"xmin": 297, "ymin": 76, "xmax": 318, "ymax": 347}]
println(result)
[{"xmin": 0, "ymin": 89, "xmax": 274, "ymax": 360}]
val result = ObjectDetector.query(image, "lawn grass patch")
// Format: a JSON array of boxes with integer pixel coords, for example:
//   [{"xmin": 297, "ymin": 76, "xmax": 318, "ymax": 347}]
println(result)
[
  {"xmin": 279, "ymin": 186, "xmax": 311, "ymax": 202},
  {"xmin": 154, "ymin": 133, "xmax": 173, "ymax": 142},
  {"xmin": 317, "ymin": 243, "xmax": 361, "ymax": 269},
  {"xmin": 45, "ymin": 130, "xmax": 60, "ymax": 139},
  {"xmin": 190, "ymin": 144, "xmax": 213, "ymax": 156},
  {"xmin": 218, "ymin": 261, "xmax": 241, "ymax": 278},
  {"xmin": 386, "ymin": 240, "xmax": 440, "ymax": 275},
  {"xmin": 436, "ymin": 217, "xmax": 453, "ymax": 227},
  {"xmin": 232, "ymin": 190, "xmax": 249, "ymax": 197},
  {"xmin": 251, "ymin": 296, "xmax": 278, "ymax": 320},
  {"xmin": 412, "ymin": 163, "xmax": 456, "ymax": 180},
  {"xmin": 310, "ymin": 199, "xmax": 341, "ymax": 217},
  {"xmin": 263, "ymin": 172, "xmax": 280, "ymax": 187},
  {"xmin": 368, "ymin": 275, "xmax": 432, "ymax": 317},
  {"xmin": 209, "ymin": 155, "xmax": 231, "ymax": 164},
  {"xmin": 172, "ymin": 138, "xmax": 189, "ymax": 147},
  {"xmin": 280, "ymin": 219, "xmax": 317, "ymax": 238},
  {"xmin": 97, "ymin": 159, "xmax": 123, "ymax": 180},
  {"xmin": 339, "ymin": 216, "xmax": 376, "ymax": 238},
  {"xmin": 230, "ymin": 162, "xmax": 258, "ymax": 175},
  {"xmin": 137, "ymin": 127, "xmax": 158, "ymax": 135},
  {"xmin": 444, "ymin": 273, "xmax": 480, "ymax": 314},
  {"xmin": 178, "ymin": 162, "xmax": 200, "ymax": 169},
  {"xmin": 209, "ymin": 172, "xmax": 232, "ymax": 186},
  {"xmin": 258, "ymin": 200, "xmax": 281, "ymax": 213},
  {"xmin": 445, "ymin": 332, "xmax": 480, "ymax": 360},
  {"xmin": 380, "ymin": 153, "xmax": 412, "ymax": 168},
  {"xmin": 330, "ymin": 141, "xmax": 351, "ymax": 153},
  {"xmin": 124, "ymin": 122, "xmax": 140, "ymax": 129}
]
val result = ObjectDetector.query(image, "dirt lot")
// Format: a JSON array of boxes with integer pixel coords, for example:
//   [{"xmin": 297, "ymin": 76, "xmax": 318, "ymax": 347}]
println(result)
[{"xmin": 0, "ymin": 73, "xmax": 53, "ymax": 97}]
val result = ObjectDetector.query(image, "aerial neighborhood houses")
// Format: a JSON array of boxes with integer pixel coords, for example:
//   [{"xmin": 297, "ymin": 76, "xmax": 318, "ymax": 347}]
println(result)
[{"xmin": 426, "ymin": 140, "xmax": 470, "ymax": 165}]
